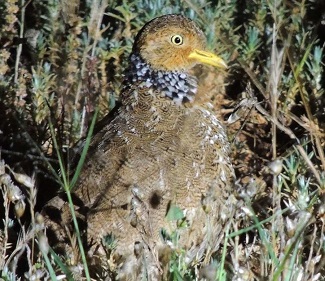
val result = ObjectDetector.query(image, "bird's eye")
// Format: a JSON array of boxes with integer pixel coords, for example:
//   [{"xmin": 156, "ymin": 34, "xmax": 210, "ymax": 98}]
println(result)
[{"xmin": 171, "ymin": 35, "xmax": 183, "ymax": 45}]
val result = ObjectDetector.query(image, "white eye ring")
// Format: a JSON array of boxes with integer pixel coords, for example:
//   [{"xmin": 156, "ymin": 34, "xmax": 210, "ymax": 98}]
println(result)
[{"xmin": 171, "ymin": 34, "xmax": 183, "ymax": 45}]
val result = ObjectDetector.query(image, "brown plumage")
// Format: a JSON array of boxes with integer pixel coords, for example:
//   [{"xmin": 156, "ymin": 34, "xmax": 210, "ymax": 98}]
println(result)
[{"xmin": 43, "ymin": 14, "xmax": 236, "ymax": 280}]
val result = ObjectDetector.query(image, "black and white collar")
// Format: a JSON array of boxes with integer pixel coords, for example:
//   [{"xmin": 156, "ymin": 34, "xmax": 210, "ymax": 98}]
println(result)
[{"xmin": 122, "ymin": 53, "xmax": 197, "ymax": 104}]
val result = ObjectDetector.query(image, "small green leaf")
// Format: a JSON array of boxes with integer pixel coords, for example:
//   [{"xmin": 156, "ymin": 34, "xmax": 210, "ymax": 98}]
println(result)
[{"xmin": 166, "ymin": 205, "xmax": 184, "ymax": 221}]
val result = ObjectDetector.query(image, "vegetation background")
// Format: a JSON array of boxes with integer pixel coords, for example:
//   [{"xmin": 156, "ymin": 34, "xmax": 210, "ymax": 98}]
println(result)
[{"xmin": 0, "ymin": 0, "xmax": 324, "ymax": 280}]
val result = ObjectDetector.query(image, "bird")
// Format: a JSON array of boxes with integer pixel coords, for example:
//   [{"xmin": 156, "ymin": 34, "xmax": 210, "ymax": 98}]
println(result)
[{"xmin": 42, "ymin": 14, "xmax": 236, "ymax": 280}]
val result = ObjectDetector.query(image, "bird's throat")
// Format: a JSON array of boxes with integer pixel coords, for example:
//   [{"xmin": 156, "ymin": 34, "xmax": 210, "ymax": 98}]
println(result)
[{"xmin": 123, "ymin": 54, "xmax": 198, "ymax": 104}]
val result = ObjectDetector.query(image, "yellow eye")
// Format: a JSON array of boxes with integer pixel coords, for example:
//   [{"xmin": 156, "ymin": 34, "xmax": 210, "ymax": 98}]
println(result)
[{"xmin": 171, "ymin": 35, "xmax": 183, "ymax": 45}]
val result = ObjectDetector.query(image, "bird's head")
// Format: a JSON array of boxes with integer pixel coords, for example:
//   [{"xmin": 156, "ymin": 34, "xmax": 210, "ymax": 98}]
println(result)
[
  {"xmin": 133, "ymin": 14, "xmax": 227, "ymax": 72},
  {"xmin": 124, "ymin": 14, "xmax": 227, "ymax": 104}
]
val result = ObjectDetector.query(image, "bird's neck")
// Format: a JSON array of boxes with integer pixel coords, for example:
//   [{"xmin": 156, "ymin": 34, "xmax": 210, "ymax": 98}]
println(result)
[{"xmin": 122, "ymin": 53, "xmax": 198, "ymax": 104}]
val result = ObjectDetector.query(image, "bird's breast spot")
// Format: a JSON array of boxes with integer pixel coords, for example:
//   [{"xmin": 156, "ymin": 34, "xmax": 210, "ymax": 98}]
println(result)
[
  {"xmin": 186, "ymin": 180, "xmax": 192, "ymax": 189},
  {"xmin": 145, "ymin": 79, "xmax": 152, "ymax": 87},
  {"xmin": 170, "ymin": 78, "xmax": 176, "ymax": 86},
  {"xmin": 158, "ymin": 169, "xmax": 165, "ymax": 189},
  {"xmin": 212, "ymin": 134, "xmax": 222, "ymax": 141},
  {"xmin": 210, "ymin": 117, "xmax": 222, "ymax": 127},
  {"xmin": 204, "ymin": 110, "xmax": 211, "ymax": 116},
  {"xmin": 131, "ymin": 186, "xmax": 143, "ymax": 199},
  {"xmin": 176, "ymin": 80, "xmax": 185, "ymax": 89},
  {"xmin": 220, "ymin": 169, "xmax": 227, "ymax": 182},
  {"xmin": 95, "ymin": 176, "xmax": 102, "ymax": 187}
]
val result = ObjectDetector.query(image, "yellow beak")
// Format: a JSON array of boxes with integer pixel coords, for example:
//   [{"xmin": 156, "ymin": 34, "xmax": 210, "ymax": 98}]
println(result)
[{"xmin": 188, "ymin": 49, "xmax": 227, "ymax": 69}]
